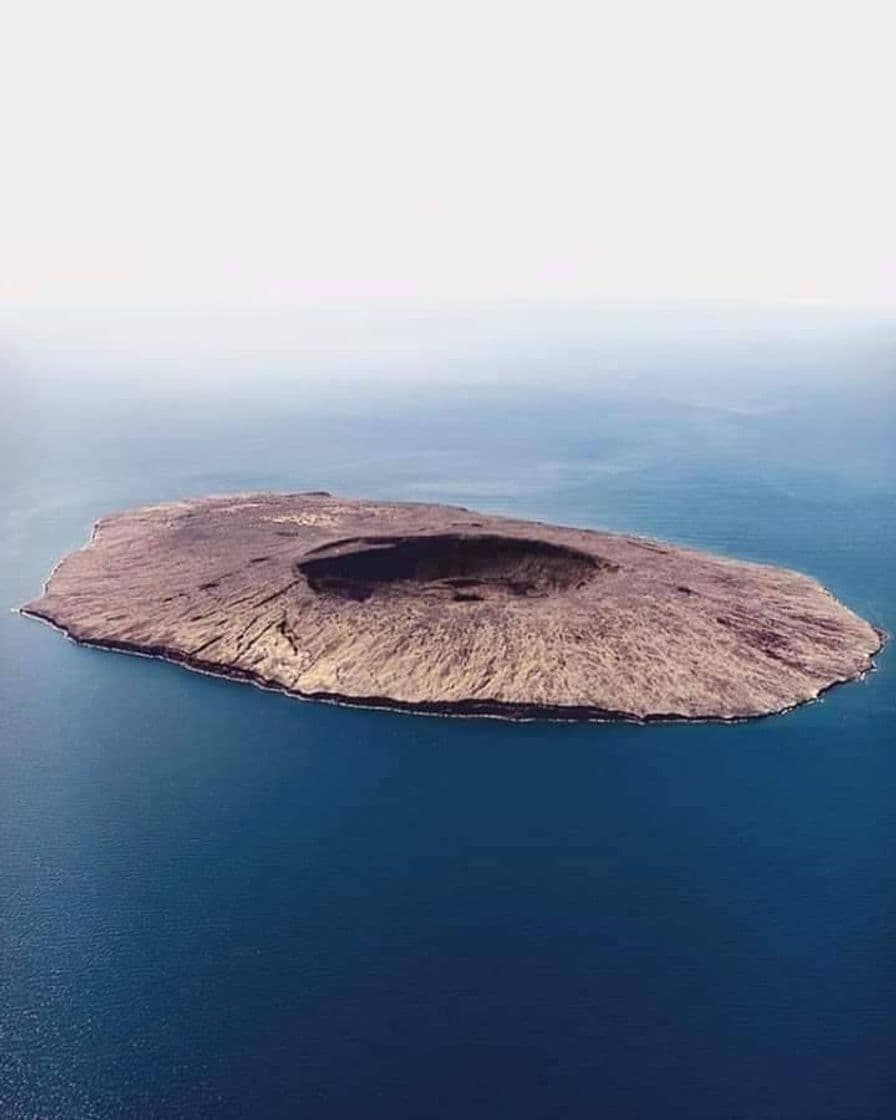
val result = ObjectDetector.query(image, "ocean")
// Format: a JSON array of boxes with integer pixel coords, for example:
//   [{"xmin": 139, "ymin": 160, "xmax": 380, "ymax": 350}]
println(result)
[{"xmin": 1, "ymin": 309, "xmax": 894, "ymax": 1118}]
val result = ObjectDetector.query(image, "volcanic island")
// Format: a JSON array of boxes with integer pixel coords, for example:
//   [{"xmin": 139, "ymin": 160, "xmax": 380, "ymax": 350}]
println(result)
[{"xmin": 22, "ymin": 492, "xmax": 884, "ymax": 722}]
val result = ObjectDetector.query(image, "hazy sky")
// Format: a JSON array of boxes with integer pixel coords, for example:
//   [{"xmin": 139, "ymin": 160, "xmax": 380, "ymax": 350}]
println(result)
[{"xmin": 2, "ymin": 0, "xmax": 894, "ymax": 312}]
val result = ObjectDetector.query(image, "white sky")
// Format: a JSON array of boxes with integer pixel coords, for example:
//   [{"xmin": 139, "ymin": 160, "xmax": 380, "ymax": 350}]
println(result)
[{"xmin": 2, "ymin": 0, "xmax": 894, "ymax": 312}]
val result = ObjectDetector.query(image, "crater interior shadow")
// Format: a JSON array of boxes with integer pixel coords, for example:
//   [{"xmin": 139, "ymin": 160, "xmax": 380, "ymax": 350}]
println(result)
[{"xmin": 297, "ymin": 533, "xmax": 611, "ymax": 602}]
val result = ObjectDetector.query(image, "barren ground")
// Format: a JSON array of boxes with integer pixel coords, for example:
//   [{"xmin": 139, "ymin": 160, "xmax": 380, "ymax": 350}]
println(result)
[{"xmin": 22, "ymin": 492, "xmax": 884, "ymax": 721}]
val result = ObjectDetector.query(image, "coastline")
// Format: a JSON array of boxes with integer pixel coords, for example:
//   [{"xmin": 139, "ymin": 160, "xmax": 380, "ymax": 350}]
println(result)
[{"xmin": 18, "ymin": 604, "xmax": 887, "ymax": 727}]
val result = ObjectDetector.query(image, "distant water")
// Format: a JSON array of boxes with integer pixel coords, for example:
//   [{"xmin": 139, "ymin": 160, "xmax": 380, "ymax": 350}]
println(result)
[{"xmin": 1, "ymin": 312, "xmax": 894, "ymax": 1118}]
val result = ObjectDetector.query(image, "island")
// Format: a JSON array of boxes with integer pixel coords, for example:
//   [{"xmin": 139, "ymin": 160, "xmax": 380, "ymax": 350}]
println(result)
[{"xmin": 21, "ymin": 492, "xmax": 884, "ymax": 722}]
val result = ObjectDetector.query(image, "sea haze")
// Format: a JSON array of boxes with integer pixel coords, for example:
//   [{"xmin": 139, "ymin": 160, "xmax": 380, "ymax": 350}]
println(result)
[{"xmin": 1, "ymin": 308, "xmax": 894, "ymax": 1119}]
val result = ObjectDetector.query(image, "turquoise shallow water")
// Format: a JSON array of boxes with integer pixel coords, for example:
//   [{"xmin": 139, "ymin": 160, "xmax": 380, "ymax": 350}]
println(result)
[{"xmin": 1, "ymin": 316, "xmax": 894, "ymax": 1118}]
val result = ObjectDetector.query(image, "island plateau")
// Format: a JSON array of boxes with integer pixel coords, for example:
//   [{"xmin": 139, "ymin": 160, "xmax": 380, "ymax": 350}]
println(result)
[{"xmin": 22, "ymin": 492, "xmax": 884, "ymax": 722}]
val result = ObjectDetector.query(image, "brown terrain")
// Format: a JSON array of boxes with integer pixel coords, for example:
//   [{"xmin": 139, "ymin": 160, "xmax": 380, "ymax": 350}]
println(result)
[{"xmin": 21, "ymin": 492, "xmax": 884, "ymax": 722}]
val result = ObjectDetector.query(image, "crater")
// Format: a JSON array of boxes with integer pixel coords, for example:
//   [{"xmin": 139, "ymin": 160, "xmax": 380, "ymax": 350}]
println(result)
[{"xmin": 297, "ymin": 533, "xmax": 609, "ymax": 602}]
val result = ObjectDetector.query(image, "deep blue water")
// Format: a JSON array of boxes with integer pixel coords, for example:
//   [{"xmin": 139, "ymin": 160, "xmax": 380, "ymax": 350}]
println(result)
[{"xmin": 2, "ymin": 313, "xmax": 894, "ymax": 1118}]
